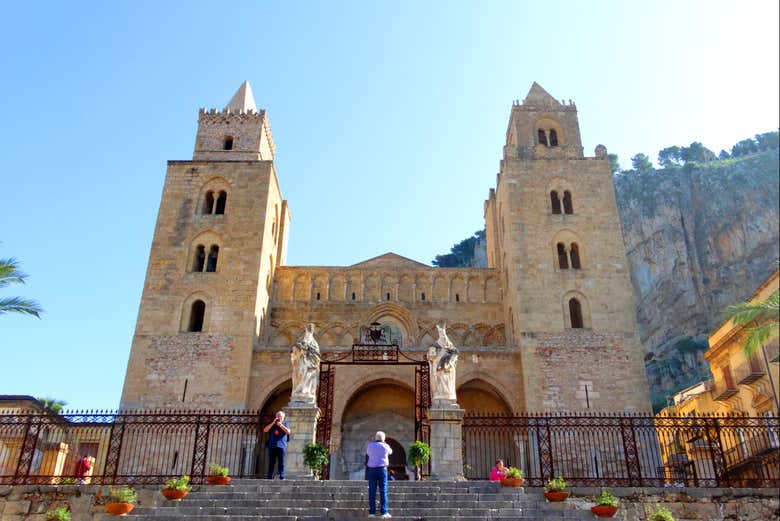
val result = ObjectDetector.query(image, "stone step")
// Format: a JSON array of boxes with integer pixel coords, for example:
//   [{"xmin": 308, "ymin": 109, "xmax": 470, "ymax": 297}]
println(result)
[{"xmin": 116, "ymin": 479, "xmax": 594, "ymax": 521}]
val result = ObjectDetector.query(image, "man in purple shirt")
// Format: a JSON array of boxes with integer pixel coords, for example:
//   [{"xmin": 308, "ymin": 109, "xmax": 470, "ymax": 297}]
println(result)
[{"xmin": 366, "ymin": 431, "xmax": 393, "ymax": 518}]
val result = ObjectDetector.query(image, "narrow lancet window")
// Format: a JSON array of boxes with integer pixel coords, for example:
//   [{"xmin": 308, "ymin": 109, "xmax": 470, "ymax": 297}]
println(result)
[
  {"xmin": 188, "ymin": 300, "xmax": 206, "ymax": 332},
  {"xmin": 557, "ymin": 243, "xmax": 569, "ymax": 269},
  {"xmin": 206, "ymin": 245, "xmax": 219, "ymax": 272},
  {"xmin": 550, "ymin": 191, "xmax": 562, "ymax": 214},
  {"xmin": 563, "ymin": 191, "xmax": 573, "ymax": 214},
  {"xmin": 569, "ymin": 298, "xmax": 584, "ymax": 329}
]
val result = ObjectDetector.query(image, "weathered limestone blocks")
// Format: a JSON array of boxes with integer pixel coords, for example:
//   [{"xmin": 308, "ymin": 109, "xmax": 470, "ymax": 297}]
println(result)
[
  {"xmin": 428, "ymin": 405, "xmax": 466, "ymax": 481},
  {"xmin": 282, "ymin": 404, "xmax": 320, "ymax": 479}
]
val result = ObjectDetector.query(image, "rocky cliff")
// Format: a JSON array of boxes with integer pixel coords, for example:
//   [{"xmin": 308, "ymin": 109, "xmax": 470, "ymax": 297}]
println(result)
[
  {"xmin": 615, "ymin": 150, "xmax": 779, "ymax": 410},
  {"xmin": 444, "ymin": 149, "xmax": 779, "ymax": 411}
]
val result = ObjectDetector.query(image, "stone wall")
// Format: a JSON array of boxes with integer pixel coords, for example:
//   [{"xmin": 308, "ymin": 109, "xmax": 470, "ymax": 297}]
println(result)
[{"xmin": 563, "ymin": 487, "xmax": 778, "ymax": 521}]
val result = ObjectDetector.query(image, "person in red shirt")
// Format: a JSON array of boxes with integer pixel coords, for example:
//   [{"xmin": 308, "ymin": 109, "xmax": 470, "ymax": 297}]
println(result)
[
  {"xmin": 75, "ymin": 454, "xmax": 92, "ymax": 484},
  {"xmin": 489, "ymin": 459, "xmax": 508, "ymax": 481}
]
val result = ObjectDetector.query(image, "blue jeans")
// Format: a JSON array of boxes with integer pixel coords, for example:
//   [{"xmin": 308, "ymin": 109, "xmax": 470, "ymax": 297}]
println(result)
[
  {"xmin": 267, "ymin": 447, "xmax": 286, "ymax": 479},
  {"xmin": 367, "ymin": 466, "xmax": 388, "ymax": 515}
]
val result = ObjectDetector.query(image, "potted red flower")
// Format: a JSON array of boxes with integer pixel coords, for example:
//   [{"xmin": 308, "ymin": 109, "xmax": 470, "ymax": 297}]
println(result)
[
  {"xmin": 161, "ymin": 475, "xmax": 191, "ymax": 500},
  {"xmin": 543, "ymin": 476, "xmax": 570, "ymax": 502},
  {"xmin": 591, "ymin": 488, "xmax": 619, "ymax": 517},
  {"xmin": 207, "ymin": 463, "xmax": 231, "ymax": 485},
  {"xmin": 105, "ymin": 486, "xmax": 136, "ymax": 516},
  {"xmin": 501, "ymin": 466, "xmax": 525, "ymax": 487}
]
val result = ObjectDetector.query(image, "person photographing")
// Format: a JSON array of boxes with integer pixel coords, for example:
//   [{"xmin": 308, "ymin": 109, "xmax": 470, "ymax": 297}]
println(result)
[{"xmin": 263, "ymin": 411, "xmax": 291, "ymax": 479}]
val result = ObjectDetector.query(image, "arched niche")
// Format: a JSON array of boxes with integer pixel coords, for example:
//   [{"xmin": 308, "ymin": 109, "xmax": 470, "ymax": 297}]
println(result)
[
  {"xmin": 339, "ymin": 379, "xmax": 415, "ymax": 480},
  {"xmin": 457, "ymin": 378, "xmax": 512, "ymax": 414}
]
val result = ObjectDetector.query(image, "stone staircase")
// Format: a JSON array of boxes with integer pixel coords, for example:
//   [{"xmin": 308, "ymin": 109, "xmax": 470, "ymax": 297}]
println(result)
[{"xmin": 123, "ymin": 479, "xmax": 593, "ymax": 521}]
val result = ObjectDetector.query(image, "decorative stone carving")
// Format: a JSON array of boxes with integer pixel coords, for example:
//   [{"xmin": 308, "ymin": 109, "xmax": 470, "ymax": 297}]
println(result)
[
  {"xmin": 427, "ymin": 322, "xmax": 459, "ymax": 403},
  {"xmin": 290, "ymin": 323, "xmax": 321, "ymax": 405}
]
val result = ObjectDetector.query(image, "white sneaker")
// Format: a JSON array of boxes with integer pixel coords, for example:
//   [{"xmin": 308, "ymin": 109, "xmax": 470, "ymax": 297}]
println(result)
[{"xmin": 380, "ymin": 514, "xmax": 392, "ymax": 519}]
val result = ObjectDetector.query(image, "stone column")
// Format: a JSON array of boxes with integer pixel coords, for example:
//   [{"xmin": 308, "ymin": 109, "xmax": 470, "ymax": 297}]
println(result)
[
  {"xmin": 283, "ymin": 403, "xmax": 320, "ymax": 479},
  {"xmin": 428, "ymin": 402, "xmax": 466, "ymax": 481}
]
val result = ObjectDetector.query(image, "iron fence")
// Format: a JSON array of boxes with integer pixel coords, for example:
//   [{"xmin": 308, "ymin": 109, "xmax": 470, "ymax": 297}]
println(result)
[
  {"xmin": 0, "ymin": 410, "xmax": 270, "ymax": 485},
  {"xmin": 462, "ymin": 412, "xmax": 780, "ymax": 488},
  {"xmin": 3, "ymin": 410, "xmax": 778, "ymax": 487}
]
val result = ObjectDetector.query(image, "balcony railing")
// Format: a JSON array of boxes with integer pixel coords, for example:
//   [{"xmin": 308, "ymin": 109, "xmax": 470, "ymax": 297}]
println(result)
[
  {"xmin": 736, "ymin": 355, "xmax": 766, "ymax": 385},
  {"xmin": 712, "ymin": 379, "xmax": 739, "ymax": 401}
]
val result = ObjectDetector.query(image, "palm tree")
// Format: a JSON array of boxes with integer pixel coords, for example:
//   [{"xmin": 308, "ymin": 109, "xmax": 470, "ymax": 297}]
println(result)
[
  {"xmin": 0, "ymin": 257, "xmax": 43, "ymax": 317},
  {"xmin": 724, "ymin": 289, "xmax": 779, "ymax": 358}
]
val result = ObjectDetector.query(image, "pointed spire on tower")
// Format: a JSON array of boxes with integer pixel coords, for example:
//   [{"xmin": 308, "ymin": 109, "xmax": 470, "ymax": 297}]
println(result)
[
  {"xmin": 225, "ymin": 80, "xmax": 257, "ymax": 112},
  {"xmin": 522, "ymin": 82, "xmax": 560, "ymax": 107}
]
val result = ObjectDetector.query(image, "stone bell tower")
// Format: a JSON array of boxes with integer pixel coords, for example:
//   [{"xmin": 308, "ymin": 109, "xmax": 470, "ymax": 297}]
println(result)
[
  {"xmin": 120, "ymin": 81, "xmax": 290, "ymax": 410},
  {"xmin": 485, "ymin": 83, "xmax": 651, "ymax": 412}
]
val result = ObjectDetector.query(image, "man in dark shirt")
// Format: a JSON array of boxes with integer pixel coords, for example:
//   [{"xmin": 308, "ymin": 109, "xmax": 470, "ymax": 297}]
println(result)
[{"xmin": 263, "ymin": 411, "xmax": 291, "ymax": 479}]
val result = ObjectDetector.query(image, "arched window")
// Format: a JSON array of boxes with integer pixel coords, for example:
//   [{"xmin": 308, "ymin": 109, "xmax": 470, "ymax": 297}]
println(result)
[
  {"xmin": 549, "ymin": 129, "xmax": 559, "ymax": 147},
  {"xmin": 316, "ymin": 292, "xmax": 321, "ymax": 301},
  {"xmin": 537, "ymin": 129, "xmax": 548, "ymax": 146},
  {"xmin": 351, "ymin": 292, "xmax": 356, "ymax": 301},
  {"xmin": 223, "ymin": 136, "xmax": 234, "ymax": 150},
  {"xmin": 192, "ymin": 245, "xmax": 206, "ymax": 272},
  {"xmin": 421, "ymin": 292, "xmax": 426, "ymax": 301},
  {"xmin": 569, "ymin": 298, "xmax": 584, "ymax": 329},
  {"xmin": 215, "ymin": 191, "xmax": 227, "ymax": 214},
  {"xmin": 557, "ymin": 243, "xmax": 569, "ymax": 269},
  {"xmin": 570, "ymin": 243, "xmax": 581, "ymax": 269},
  {"xmin": 188, "ymin": 300, "xmax": 206, "ymax": 332},
  {"xmin": 206, "ymin": 245, "xmax": 219, "ymax": 272},
  {"xmin": 203, "ymin": 191, "xmax": 215, "ymax": 214},
  {"xmin": 550, "ymin": 191, "xmax": 562, "ymax": 214},
  {"xmin": 455, "ymin": 293, "xmax": 460, "ymax": 302},
  {"xmin": 386, "ymin": 292, "xmax": 391, "ymax": 301},
  {"xmin": 563, "ymin": 190, "xmax": 573, "ymax": 214}
]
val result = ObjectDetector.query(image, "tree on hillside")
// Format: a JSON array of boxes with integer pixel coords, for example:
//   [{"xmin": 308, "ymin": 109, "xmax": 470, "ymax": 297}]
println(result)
[
  {"xmin": 37, "ymin": 397, "xmax": 67, "ymax": 414},
  {"xmin": 608, "ymin": 153, "xmax": 621, "ymax": 175},
  {"xmin": 658, "ymin": 146, "xmax": 683, "ymax": 168},
  {"xmin": 679, "ymin": 142, "xmax": 717, "ymax": 164},
  {"xmin": 723, "ymin": 288, "xmax": 779, "ymax": 359},
  {"xmin": 718, "ymin": 150, "xmax": 731, "ymax": 160},
  {"xmin": 432, "ymin": 230, "xmax": 485, "ymax": 267},
  {"xmin": 755, "ymin": 131, "xmax": 779, "ymax": 151},
  {"xmin": 731, "ymin": 138, "xmax": 759, "ymax": 158},
  {"xmin": 0, "ymin": 258, "xmax": 43, "ymax": 318},
  {"xmin": 630, "ymin": 153, "xmax": 653, "ymax": 174}
]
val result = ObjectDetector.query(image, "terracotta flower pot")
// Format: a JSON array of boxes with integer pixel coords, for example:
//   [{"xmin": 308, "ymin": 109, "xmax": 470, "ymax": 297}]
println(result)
[
  {"xmin": 544, "ymin": 490, "xmax": 570, "ymax": 502},
  {"xmin": 207, "ymin": 475, "xmax": 231, "ymax": 485},
  {"xmin": 501, "ymin": 477, "xmax": 525, "ymax": 487},
  {"xmin": 591, "ymin": 505, "xmax": 619, "ymax": 517},
  {"xmin": 105, "ymin": 503, "xmax": 135, "ymax": 516},
  {"xmin": 161, "ymin": 489, "xmax": 189, "ymax": 500}
]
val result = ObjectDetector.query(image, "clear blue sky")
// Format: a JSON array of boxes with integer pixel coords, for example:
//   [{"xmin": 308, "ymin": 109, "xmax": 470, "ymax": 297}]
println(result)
[{"xmin": 1, "ymin": 1, "xmax": 778, "ymax": 411}]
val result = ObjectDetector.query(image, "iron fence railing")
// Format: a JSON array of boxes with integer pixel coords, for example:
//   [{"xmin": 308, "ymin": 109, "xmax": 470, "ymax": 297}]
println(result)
[
  {"xmin": 3, "ymin": 410, "xmax": 778, "ymax": 487},
  {"xmin": 0, "ymin": 410, "xmax": 271, "ymax": 485},
  {"xmin": 462, "ymin": 412, "xmax": 779, "ymax": 488}
]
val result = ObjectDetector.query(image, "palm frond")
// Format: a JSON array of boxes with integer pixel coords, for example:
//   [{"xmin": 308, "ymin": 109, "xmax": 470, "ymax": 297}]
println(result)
[
  {"xmin": 0, "ymin": 258, "xmax": 28, "ymax": 288},
  {"xmin": 0, "ymin": 297, "xmax": 42, "ymax": 317},
  {"xmin": 742, "ymin": 323, "xmax": 780, "ymax": 359},
  {"xmin": 724, "ymin": 290, "xmax": 779, "ymax": 325}
]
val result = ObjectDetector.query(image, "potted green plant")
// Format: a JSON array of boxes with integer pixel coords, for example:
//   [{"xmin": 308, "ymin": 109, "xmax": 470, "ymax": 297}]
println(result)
[
  {"xmin": 104, "ymin": 486, "xmax": 137, "ymax": 516},
  {"xmin": 207, "ymin": 463, "xmax": 231, "ymax": 485},
  {"xmin": 408, "ymin": 441, "xmax": 431, "ymax": 481},
  {"xmin": 161, "ymin": 475, "xmax": 191, "ymax": 500},
  {"xmin": 303, "ymin": 442, "xmax": 330, "ymax": 479},
  {"xmin": 543, "ymin": 476, "xmax": 570, "ymax": 502},
  {"xmin": 501, "ymin": 466, "xmax": 524, "ymax": 488},
  {"xmin": 648, "ymin": 506, "xmax": 676, "ymax": 521},
  {"xmin": 591, "ymin": 488, "xmax": 619, "ymax": 517},
  {"xmin": 45, "ymin": 506, "xmax": 71, "ymax": 521}
]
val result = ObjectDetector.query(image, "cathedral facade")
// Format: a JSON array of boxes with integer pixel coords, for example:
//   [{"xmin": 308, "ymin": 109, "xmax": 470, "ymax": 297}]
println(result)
[{"xmin": 120, "ymin": 81, "xmax": 651, "ymax": 478}]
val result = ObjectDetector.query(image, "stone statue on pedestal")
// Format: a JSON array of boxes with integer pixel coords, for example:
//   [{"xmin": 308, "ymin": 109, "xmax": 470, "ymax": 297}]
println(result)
[
  {"xmin": 427, "ymin": 322, "xmax": 459, "ymax": 403},
  {"xmin": 290, "ymin": 323, "xmax": 321, "ymax": 404}
]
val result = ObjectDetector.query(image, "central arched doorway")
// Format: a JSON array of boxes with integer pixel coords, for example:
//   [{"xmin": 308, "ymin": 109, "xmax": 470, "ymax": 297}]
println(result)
[{"xmin": 338, "ymin": 380, "xmax": 414, "ymax": 480}]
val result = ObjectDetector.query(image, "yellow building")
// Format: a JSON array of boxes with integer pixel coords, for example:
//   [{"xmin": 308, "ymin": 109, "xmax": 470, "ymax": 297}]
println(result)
[{"xmin": 658, "ymin": 270, "xmax": 779, "ymax": 486}]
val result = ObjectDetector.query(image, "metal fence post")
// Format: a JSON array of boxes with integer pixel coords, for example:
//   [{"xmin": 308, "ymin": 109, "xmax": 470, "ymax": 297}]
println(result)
[
  {"xmin": 190, "ymin": 413, "xmax": 211, "ymax": 484},
  {"xmin": 620, "ymin": 415, "xmax": 642, "ymax": 486},
  {"xmin": 12, "ymin": 414, "xmax": 41, "ymax": 485}
]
